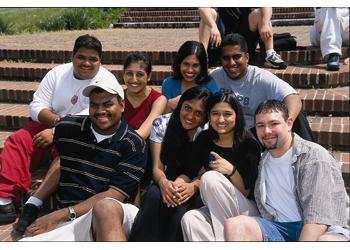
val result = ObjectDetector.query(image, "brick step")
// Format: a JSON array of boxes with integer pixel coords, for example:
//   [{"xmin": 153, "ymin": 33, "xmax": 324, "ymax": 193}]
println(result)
[
  {"xmin": 0, "ymin": 61, "xmax": 349, "ymax": 88},
  {"xmin": 0, "ymin": 81, "xmax": 38, "ymax": 103},
  {"xmin": 0, "ymin": 103, "xmax": 29, "ymax": 130},
  {"xmin": 272, "ymin": 12, "xmax": 315, "ymax": 19},
  {"xmin": 119, "ymin": 15, "xmax": 200, "ymax": 23},
  {"xmin": 119, "ymin": 12, "xmax": 315, "ymax": 24},
  {"xmin": 272, "ymin": 18, "xmax": 314, "ymax": 26},
  {"xmin": 122, "ymin": 8, "xmax": 314, "ymax": 18},
  {"xmin": 113, "ymin": 19, "xmax": 314, "ymax": 29},
  {"xmin": 272, "ymin": 7, "xmax": 314, "ymax": 13},
  {"xmin": 121, "ymin": 10, "xmax": 199, "ymax": 17},
  {"xmin": 2, "ymin": 47, "xmax": 347, "ymax": 66},
  {"xmin": 0, "ymin": 103, "xmax": 348, "ymax": 149},
  {"xmin": 298, "ymin": 87, "xmax": 349, "ymax": 115},
  {"xmin": 125, "ymin": 7, "xmax": 314, "ymax": 14},
  {"xmin": 113, "ymin": 21, "xmax": 199, "ymax": 29},
  {"xmin": 126, "ymin": 7, "xmax": 198, "ymax": 11},
  {"xmin": 1, "ymin": 82, "xmax": 348, "ymax": 117},
  {"xmin": 307, "ymin": 116, "xmax": 350, "ymax": 150}
]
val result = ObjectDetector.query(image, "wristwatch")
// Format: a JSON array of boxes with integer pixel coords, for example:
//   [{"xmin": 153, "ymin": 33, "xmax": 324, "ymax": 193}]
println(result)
[{"xmin": 68, "ymin": 206, "xmax": 76, "ymax": 221}]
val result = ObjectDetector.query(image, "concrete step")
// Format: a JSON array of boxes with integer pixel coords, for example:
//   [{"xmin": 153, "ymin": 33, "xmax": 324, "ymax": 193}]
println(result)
[
  {"xmin": 0, "ymin": 61, "xmax": 349, "ymax": 88},
  {"xmin": 1, "ymin": 82, "xmax": 348, "ymax": 116},
  {"xmin": 2, "ymin": 47, "xmax": 347, "ymax": 66}
]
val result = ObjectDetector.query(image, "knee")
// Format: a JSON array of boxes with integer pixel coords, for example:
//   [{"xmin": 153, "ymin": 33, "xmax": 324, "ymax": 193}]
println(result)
[
  {"xmin": 181, "ymin": 210, "xmax": 195, "ymax": 228},
  {"xmin": 317, "ymin": 234, "xmax": 347, "ymax": 241},
  {"xmin": 93, "ymin": 199, "xmax": 124, "ymax": 222},
  {"xmin": 200, "ymin": 171, "xmax": 226, "ymax": 193},
  {"xmin": 224, "ymin": 215, "xmax": 251, "ymax": 240}
]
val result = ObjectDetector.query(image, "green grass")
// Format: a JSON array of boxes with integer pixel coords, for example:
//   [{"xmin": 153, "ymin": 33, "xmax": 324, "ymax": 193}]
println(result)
[
  {"xmin": 0, "ymin": 8, "xmax": 126, "ymax": 34},
  {"xmin": 0, "ymin": 8, "xmax": 68, "ymax": 33}
]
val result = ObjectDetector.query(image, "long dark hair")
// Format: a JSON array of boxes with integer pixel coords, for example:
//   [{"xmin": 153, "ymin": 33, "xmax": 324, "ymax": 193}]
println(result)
[
  {"xmin": 160, "ymin": 86, "xmax": 211, "ymax": 166},
  {"xmin": 206, "ymin": 91, "xmax": 249, "ymax": 149},
  {"xmin": 172, "ymin": 40, "xmax": 211, "ymax": 84}
]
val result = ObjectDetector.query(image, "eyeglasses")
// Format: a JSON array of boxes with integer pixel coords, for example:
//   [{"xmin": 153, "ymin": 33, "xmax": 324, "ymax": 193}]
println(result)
[{"xmin": 221, "ymin": 54, "xmax": 244, "ymax": 62}]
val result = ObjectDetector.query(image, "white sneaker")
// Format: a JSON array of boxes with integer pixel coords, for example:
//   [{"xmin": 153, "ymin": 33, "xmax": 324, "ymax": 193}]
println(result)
[{"xmin": 264, "ymin": 52, "xmax": 287, "ymax": 69}]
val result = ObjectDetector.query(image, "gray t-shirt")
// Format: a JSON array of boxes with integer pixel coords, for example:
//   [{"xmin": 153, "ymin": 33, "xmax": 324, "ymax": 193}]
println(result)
[{"xmin": 210, "ymin": 65, "xmax": 297, "ymax": 128}]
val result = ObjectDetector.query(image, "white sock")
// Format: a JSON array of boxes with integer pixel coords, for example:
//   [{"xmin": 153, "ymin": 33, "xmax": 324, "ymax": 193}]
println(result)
[
  {"xmin": 25, "ymin": 196, "xmax": 43, "ymax": 207},
  {"xmin": 266, "ymin": 49, "xmax": 275, "ymax": 58},
  {"xmin": 0, "ymin": 197, "xmax": 12, "ymax": 205}
]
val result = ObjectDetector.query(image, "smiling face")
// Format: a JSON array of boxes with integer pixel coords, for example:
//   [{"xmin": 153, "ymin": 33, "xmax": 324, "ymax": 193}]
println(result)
[
  {"xmin": 123, "ymin": 61, "xmax": 150, "ymax": 94},
  {"xmin": 209, "ymin": 101, "xmax": 237, "ymax": 135},
  {"xmin": 180, "ymin": 54, "xmax": 201, "ymax": 84},
  {"xmin": 255, "ymin": 110, "xmax": 293, "ymax": 153},
  {"xmin": 89, "ymin": 91, "xmax": 125, "ymax": 135},
  {"xmin": 179, "ymin": 98, "xmax": 206, "ymax": 132},
  {"xmin": 72, "ymin": 47, "xmax": 101, "ymax": 80},
  {"xmin": 221, "ymin": 45, "xmax": 249, "ymax": 80}
]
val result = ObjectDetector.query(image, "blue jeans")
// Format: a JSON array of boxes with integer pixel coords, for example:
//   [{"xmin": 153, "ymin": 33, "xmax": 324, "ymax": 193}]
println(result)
[{"xmin": 254, "ymin": 217, "xmax": 303, "ymax": 241}]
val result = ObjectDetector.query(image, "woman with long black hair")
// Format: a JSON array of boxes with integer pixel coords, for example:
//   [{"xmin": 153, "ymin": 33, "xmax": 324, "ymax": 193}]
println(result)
[{"xmin": 129, "ymin": 86, "xmax": 211, "ymax": 241}]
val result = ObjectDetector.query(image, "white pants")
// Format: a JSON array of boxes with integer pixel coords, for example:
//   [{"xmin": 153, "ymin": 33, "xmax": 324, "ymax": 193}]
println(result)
[
  {"xmin": 181, "ymin": 171, "xmax": 259, "ymax": 241},
  {"xmin": 310, "ymin": 7, "xmax": 349, "ymax": 58},
  {"xmin": 20, "ymin": 198, "xmax": 139, "ymax": 241}
]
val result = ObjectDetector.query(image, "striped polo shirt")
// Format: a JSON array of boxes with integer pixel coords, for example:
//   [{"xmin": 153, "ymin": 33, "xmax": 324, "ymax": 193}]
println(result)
[{"xmin": 53, "ymin": 115, "xmax": 147, "ymax": 208}]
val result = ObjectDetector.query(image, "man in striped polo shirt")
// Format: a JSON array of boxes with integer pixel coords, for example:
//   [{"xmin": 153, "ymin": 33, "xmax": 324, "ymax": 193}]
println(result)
[{"xmin": 16, "ymin": 73, "xmax": 147, "ymax": 241}]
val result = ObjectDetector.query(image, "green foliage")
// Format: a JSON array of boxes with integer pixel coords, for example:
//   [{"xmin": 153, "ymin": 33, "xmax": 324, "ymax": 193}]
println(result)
[
  {"xmin": 38, "ymin": 8, "xmax": 126, "ymax": 32},
  {"xmin": 38, "ymin": 15, "xmax": 66, "ymax": 31},
  {"xmin": 0, "ymin": 8, "xmax": 127, "ymax": 34},
  {"xmin": 0, "ymin": 16, "xmax": 14, "ymax": 34}
]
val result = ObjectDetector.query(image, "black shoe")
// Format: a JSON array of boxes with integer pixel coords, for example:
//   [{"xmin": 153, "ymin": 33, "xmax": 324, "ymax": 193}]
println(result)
[
  {"xmin": 14, "ymin": 203, "xmax": 39, "ymax": 235},
  {"xmin": 326, "ymin": 53, "xmax": 340, "ymax": 71},
  {"xmin": 0, "ymin": 202, "xmax": 17, "ymax": 224}
]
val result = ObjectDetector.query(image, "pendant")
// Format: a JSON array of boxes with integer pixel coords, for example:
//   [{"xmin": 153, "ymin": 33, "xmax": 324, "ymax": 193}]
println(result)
[{"xmin": 71, "ymin": 95, "xmax": 78, "ymax": 104}]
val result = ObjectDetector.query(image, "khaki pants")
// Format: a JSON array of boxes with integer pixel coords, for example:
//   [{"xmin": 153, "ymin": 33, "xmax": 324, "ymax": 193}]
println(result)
[{"xmin": 181, "ymin": 171, "xmax": 259, "ymax": 241}]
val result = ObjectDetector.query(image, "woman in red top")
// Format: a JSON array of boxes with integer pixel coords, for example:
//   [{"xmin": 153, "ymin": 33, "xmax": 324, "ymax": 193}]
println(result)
[{"xmin": 123, "ymin": 52, "xmax": 167, "ymax": 139}]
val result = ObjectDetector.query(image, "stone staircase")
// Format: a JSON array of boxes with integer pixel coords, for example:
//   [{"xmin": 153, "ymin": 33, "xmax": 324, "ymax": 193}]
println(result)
[{"xmin": 113, "ymin": 7, "xmax": 315, "ymax": 29}]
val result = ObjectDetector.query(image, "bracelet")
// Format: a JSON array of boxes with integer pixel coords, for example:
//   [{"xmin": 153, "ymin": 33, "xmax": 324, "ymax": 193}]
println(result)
[{"xmin": 227, "ymin": 166, "xmax": 237, "ymax": 177}]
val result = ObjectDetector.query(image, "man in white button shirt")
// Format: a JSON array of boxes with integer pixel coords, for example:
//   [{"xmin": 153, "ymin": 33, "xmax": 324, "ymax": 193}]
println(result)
[{"xmin": 224, "ymin": 100, "xmax": 349, "ymax": 241}]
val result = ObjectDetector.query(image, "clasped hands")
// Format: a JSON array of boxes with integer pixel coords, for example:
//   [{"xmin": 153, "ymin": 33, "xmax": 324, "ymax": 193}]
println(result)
[{"xmin": 158, "ymin": 178, "xmax": 195, "ymax": 208}]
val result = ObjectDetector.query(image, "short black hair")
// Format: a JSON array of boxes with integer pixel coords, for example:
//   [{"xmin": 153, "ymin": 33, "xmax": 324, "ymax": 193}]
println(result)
[
  {"xmin": 172, "ymin": 40, "xmax": 211, "ymax": 84},
  {"xmin": 73, "ymin": 34, "xmax": 102, "ymax": 58},
  {"xmin": 123, "ymin": 52, "xmax": 152, "ymax": 75},
  {"xmin": 255, "ymin": 100, "xmax": 289, "ymax": 122},
  {"xmin": 219, "ymin": 33, "xmax": 248, "ymax": 54}
]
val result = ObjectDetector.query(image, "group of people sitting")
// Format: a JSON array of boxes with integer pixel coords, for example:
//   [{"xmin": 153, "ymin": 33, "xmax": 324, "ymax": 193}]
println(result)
[{"xmin": 0, "ymin": 8, "xmax": 349, "ymax": 242}]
